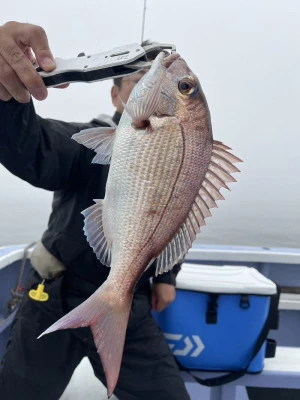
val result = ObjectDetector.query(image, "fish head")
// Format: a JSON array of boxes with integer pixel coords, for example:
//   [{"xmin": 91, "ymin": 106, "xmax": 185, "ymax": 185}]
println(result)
[
  {"xmin": 158, "ymin": 54, "xmax": 211, "ymax": 127},
  {"xmin": 124, "ymin": 51, "xmax": 211, "ymax": 135}
]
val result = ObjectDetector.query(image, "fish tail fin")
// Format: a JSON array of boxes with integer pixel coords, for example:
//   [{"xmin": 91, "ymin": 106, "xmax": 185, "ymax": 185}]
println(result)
[{"xmin": 38, "ymin": 282, "xmax": 132, "ymax": 398}]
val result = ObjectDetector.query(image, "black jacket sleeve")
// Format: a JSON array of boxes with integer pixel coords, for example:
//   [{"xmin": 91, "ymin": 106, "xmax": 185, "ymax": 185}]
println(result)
[
  {"xmin": 152, "ymin": 263, "xmax": 182, "ymax": 286},
  {"xmin": 0, "ymin": 98, "xmax": 96, "ymax": 191}
]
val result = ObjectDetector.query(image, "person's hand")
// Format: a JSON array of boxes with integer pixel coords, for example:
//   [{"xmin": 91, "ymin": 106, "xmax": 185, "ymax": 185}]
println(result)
[
  {"xmin": 0, "ymin": 21, "xmax": 67, "ymax": 103},
  {"xmin": 151, "ymin": 283, "xmax": 176, "ymax": 312}
]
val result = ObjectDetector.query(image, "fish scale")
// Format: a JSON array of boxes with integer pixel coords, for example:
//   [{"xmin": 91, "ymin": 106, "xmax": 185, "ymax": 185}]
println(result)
[{"xmin": 107, "ymin": 116, "xmax": 183, "ymax": 258}]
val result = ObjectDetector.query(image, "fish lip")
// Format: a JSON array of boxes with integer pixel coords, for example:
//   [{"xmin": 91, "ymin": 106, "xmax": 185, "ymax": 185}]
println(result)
[{"xmin": 162, "ymin": 53, "xmax": 180, "ymax": 69}]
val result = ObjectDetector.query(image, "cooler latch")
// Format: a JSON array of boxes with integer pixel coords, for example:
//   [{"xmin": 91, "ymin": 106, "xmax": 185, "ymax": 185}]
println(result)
[
  {"xmin": 240, "ymin": 295, "xmax": 250, "ymax": 309},
  {"xmin": 206, "ymin": 294, "xmax": 219, "ymax": 324}
]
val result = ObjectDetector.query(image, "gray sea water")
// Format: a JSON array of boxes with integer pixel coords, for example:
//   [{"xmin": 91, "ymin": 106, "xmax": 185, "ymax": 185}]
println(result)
[{"xmin": 1, "ymin": 164, "xmax": 299, "ymax": 249}]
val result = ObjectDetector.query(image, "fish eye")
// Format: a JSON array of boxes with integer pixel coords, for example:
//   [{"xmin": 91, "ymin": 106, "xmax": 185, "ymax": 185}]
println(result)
[{"xmin": 178, "ymin": 78, "xmax": 196, "ymax": 95}]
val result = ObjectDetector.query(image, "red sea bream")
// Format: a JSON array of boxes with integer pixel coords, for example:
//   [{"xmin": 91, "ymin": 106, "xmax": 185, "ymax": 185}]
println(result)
[{"xmin": 39, "ymin": 52, "xmax": 242, "ymax": 397}]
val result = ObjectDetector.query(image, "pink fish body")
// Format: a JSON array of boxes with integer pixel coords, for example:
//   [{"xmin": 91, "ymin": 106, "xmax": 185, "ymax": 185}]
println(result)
[{"xmin": 39, "ymin": 52, "xmax": 241, "ymax": 397}]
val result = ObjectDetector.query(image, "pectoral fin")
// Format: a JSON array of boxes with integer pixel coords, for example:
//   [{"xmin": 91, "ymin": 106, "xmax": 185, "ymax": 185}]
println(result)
[
  {"xmin": 72, "ymin": 127, "xmax": 116, "ymax": 164},
  {"xmin": 124, "ymin": 52, "xmax": 166, "ymax": 127}
]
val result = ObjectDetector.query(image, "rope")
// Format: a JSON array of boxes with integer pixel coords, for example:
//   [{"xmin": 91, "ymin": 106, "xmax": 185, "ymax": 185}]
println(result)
[
  {"xmin": 141, "ymin": 0, "xmax": 147, "ymax": 43},
  {"xmin": 0, "ymin": 242, "xmax": 36, "ymax": 329}
]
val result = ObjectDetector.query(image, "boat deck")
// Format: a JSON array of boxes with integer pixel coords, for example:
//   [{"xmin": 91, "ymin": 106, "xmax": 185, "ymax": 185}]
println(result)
[{"xmin": 61, "ymin": 347, "xmax": 300, "ymax": 399}]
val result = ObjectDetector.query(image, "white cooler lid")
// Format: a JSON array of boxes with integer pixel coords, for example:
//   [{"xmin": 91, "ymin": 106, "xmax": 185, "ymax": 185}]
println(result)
[{"xmin": 176, "ymin": 263, "xmax": 277, "ymax": 295}]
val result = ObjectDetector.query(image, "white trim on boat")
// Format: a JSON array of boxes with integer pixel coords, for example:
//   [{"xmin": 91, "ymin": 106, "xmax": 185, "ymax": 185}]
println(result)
[
  {"xmin": 1, "ymin": 244, "xmax": 300, "ymax": 272},
  {"xmin": 0, "ymin": 245, "xmax": 33, "ymax": 271},
  {"xmin": 185, "ymin": 245, "xmax": 300, "ymax": 265},
  {"xmin": 279, "ymin": 293, "xmax": 300, "ymax": 311}
]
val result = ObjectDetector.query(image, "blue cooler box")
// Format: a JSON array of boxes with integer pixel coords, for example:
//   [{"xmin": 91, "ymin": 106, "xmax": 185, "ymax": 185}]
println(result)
[{"xmin": 153, "ymin": 264, "xmax": 279, "ymax": 374}]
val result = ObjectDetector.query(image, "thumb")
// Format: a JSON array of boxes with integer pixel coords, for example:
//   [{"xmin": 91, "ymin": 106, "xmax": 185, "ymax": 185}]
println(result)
[
  {"xmin": 36, "ymin": 50, "xmax": 56, "ymax": 71},
  {"xmin": 35, "ymin": 48, "xmax": 56, "ymax": 72},
  {"xmin": 26, "ymin": 25, "xmax": 56, "ymax": 71}
]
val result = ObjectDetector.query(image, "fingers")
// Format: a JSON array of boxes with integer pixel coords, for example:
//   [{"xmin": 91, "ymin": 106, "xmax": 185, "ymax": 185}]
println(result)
[
  {"xmin": 20, "ymin": 25, "xmax": 70, "ymax": 91},
  {"xmin": 0, "ymin": 21, "xmax": 55, "ymax": 102},
  {"xmin": 21, "ymin": 23, "xmax": 56, "ymax": 72},
  {"xmin": 54, "ymin": 83, "xmax": 70, "ymax": 89},
  {"xmin": 151, "ymin": 283, "xmax": 176, "ymax": 312},
  {"xmin": 0, "ymin": 82, "xmax": 12, "ymax": 102},
  {"xmin": 0, "ymin": 54, "xmax": 30, "ymax": 102},
  {"xmin": 155, "ymin": 296, "xmax": 169, "ymax": 312},
  {"xmin": 24, "ymin": 47, "xmax": 36, "ymax": 65},
  {"xmin": 153, "ymin": 298, "xmax": 167, "ymax": 313}
]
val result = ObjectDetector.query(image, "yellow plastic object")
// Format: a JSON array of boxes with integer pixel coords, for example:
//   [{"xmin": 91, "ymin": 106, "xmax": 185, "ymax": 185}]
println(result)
[{"xmin": 29, "ymin": 283, "xmax": 49, "ymax": 302}]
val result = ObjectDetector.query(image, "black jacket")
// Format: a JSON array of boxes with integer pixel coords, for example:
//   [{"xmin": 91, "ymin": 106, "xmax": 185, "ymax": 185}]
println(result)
[{"xmin": 0, "ymin": 99, "xmax": 180, "ymax": 299}]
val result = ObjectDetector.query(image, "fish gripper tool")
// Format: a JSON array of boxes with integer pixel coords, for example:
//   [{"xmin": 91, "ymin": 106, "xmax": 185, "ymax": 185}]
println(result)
[{"xmin": 36, "ymin": 42, "xmax": 176, "ymax": 87}]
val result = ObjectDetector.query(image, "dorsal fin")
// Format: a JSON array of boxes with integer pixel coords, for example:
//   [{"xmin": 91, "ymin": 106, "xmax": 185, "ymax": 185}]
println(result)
[{"xmin": 155, "ymin": 140, "xmax": 242, "ymax": 276}]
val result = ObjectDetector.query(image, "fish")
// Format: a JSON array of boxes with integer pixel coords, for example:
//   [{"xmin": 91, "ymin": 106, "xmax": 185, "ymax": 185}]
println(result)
[{"xmin": 38, "ymin": 52, "xmax": 242, "ymax": 397}]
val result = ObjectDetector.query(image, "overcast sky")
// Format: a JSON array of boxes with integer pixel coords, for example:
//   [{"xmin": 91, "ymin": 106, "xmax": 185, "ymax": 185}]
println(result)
[{"xmin": 0, "ymin": 0, "xmax": 299, "ymax": 248}]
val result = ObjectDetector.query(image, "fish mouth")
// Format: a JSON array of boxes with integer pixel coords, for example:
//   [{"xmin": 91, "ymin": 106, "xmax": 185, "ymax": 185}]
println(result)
[
  {"xmin": 162, "ymin": 53, "xmax": 181, "ymax": 69},
  {"xmin": 131, "ymin": 53, "xmax": 179, "ymax": 71}
]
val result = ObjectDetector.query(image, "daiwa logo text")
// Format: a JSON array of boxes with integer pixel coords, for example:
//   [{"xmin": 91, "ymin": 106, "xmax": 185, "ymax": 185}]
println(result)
[{"xmin": 164, "ymin": 333, "xmax": 205, "ymax": 357}]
